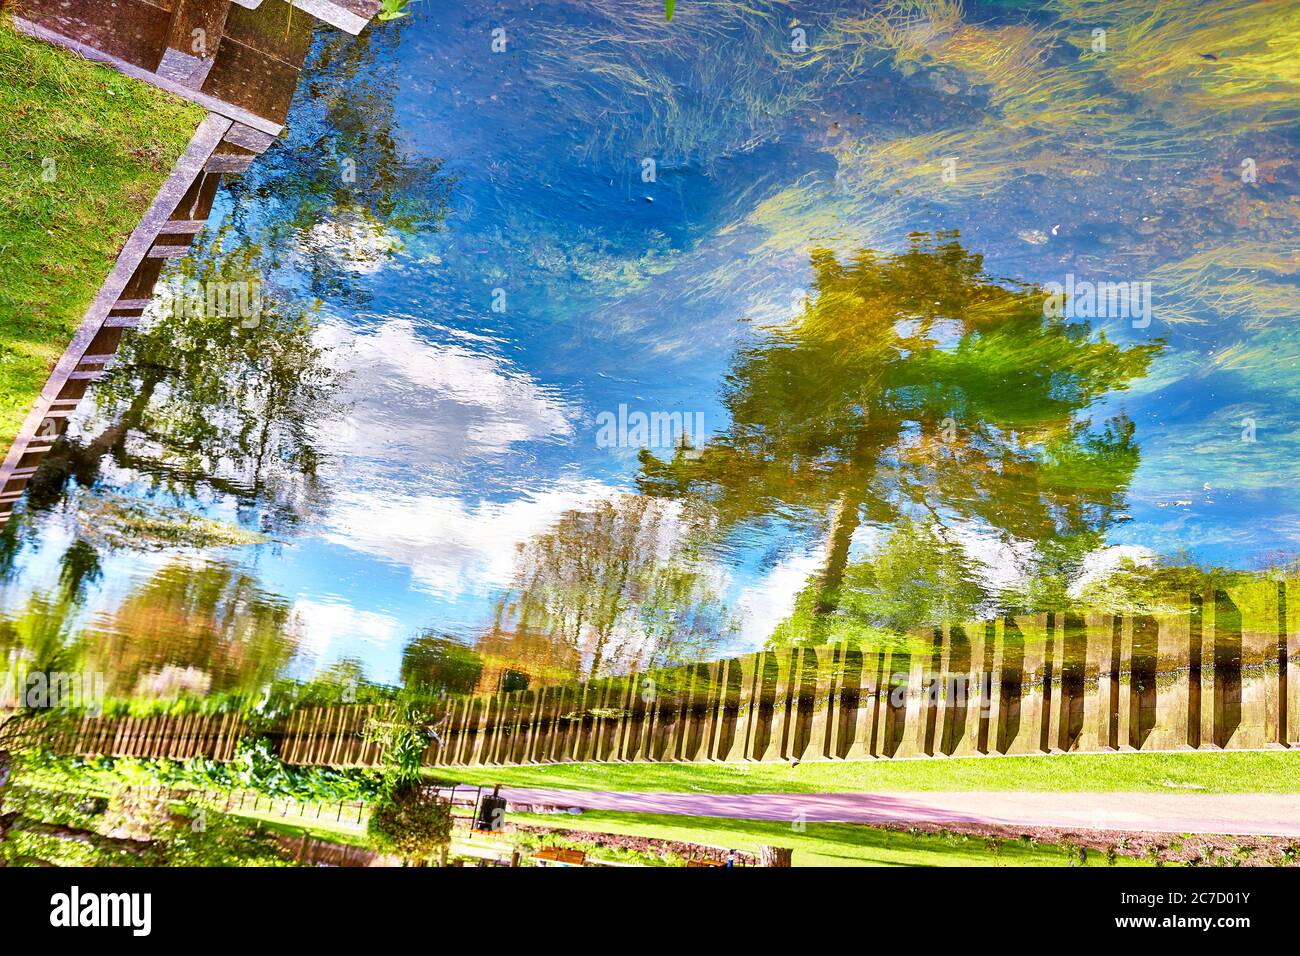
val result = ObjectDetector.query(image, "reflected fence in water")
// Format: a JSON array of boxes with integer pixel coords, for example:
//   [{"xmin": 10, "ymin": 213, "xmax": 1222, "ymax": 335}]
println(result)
[
  {"xmin": 424, "ymin": 585, "xmax": 1294, "ymax": 767},
  {"xmin": 11, "ymin": 582, "xmax": 1298, "ymax": 768}
]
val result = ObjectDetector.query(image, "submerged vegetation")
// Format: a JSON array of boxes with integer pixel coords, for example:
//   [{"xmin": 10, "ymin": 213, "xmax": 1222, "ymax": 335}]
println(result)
[
  {"xmin": 688, "ymin": 0, "xmax": 1298, "ymax": 309},
  {"xmin": 1051, "ymin": 0, "xmax": 1300, "ymax": 118}
]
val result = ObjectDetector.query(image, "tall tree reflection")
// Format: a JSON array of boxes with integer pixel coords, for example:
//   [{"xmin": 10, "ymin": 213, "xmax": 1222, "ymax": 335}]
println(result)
[
  {"xmin": 640, "ymin": 232, "xmax": 1162, "ymax": 643},
  {"xmin": 475, "ymin": 495, "xmax": 735, "ymax": 684}
]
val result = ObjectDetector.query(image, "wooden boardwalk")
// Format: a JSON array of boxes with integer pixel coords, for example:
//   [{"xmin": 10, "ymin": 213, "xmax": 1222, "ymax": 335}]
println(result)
[{"xmin": 0, "ymin": 0, "xmax": 381, "ymax": 527}]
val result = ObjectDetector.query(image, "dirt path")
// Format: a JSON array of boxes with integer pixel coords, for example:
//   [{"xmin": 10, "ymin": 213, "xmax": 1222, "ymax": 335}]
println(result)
[{"xmin": 486, "ymin": 787, "xmax": 1300, "ymax": 837}]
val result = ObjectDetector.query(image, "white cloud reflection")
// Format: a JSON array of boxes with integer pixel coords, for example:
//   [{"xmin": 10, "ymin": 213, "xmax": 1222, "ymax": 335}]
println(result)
[
  {"xmin": 320, "ymin": 479, "xmax": 622, "ymax": 599},
  {"xmin": 290, "ymin": 598, "xmax": 403, "ymax": 661},
  {"xmin": 316, "ymin": 318, "xmax": 573, "ymax": 477}
]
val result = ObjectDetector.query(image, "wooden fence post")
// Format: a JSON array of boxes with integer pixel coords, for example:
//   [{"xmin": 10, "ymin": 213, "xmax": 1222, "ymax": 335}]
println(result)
[{"xmin": 759, "ymin": 845, "xmax": 793, "ymax": 867}]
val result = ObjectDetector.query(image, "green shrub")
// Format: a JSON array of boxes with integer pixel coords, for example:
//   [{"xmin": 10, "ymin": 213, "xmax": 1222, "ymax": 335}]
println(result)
[{"xmin": 366, "ymin": 783, "xmax": 452, "ymax": 863}]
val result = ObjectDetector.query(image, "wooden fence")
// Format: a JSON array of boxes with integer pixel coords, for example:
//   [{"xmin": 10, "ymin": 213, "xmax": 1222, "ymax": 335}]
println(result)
[{"xmin": 9, "ymin": 584, "xmax": 1298, "ymax": 769}]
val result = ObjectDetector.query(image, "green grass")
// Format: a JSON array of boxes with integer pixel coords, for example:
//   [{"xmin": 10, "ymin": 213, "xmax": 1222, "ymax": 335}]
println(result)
[
  {"xmin": 241, "ymin": 812, "xmax": 373, "ymax": 849},
  {"xmin": 0, "ymin": 15, "xmax": 202, "ymax": 447},
  {"xmin": 222, "ymin": 802, "xmax": 1142, "ymax": 867},
  {"xmin": 432, "ymin": 749, "xmax": 1300, "ymax": 795},
  {"xmin": 505, "ymin": 809, "xmax": 1152, "ymax": 868}
]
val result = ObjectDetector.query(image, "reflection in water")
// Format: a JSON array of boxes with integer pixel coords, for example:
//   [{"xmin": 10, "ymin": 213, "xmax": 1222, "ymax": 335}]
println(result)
[
  {"xmin": 2, "ymin": 560, "xmax": 298, "ymax": 706},
  {"xmin": 221, "ymin": 21, "xmax": 454, "ymax": 304},
  {"xmin": 393, "ymin": 574, "xmax": 1281, "ymax": 768},
  {"xmin": 1213, "ymin": 588, "xmax": 1243, "ymax": 748},
  {"xmin": 18, "ymin": 583, "xmax": 1285, "ymax": 768},
  {"xmin": 401, "ymin": 631, "xmax": 484, "ymax": 696},
  {"xmin": 1, "ymin": 0, "xmax": 1298, "ymax": 734},
  {"xmin": 83, "ymin": 560, "xmax": 297, "ymax": 701},
  {"xmin": 476, "ymin": 494, "xmax": 735, "ymax": 684},
  {"xmin": 69, "ymin": 232, "xmax": 339, "ymax": 532},
  {"xmin": 641, "ymin": 232, "xmax": 1161, "ymax": 643}
]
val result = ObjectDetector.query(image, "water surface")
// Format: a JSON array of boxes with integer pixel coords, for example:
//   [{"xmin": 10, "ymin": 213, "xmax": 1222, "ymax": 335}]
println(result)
[{"xmin": 3, "ymin": 0, "xmax": 1298, "ymax": 701}]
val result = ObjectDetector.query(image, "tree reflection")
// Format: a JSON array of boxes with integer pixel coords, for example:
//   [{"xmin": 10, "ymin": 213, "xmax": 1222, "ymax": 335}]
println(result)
[
  {"xmin": 400, "ymin": 631, "xmax": 483, "ymax": 697},
  {"xmin": 0, "ymin": 593, "xmax": 81, "ymax": 684},
  {"xmin": 476, "ymin": 494, "xmax": 735, "ymax": 684},
  {"xmin": 641, "ymin": 232, "xmax": 1162, "ymax": 642},
  {"xmin": 772, "ymin": 515, "xmax": 990, "ymax": 647},
  {"xmin": 56, "ymin": 539, "xmax": 102, "ymax": 606},
  {"xmin": 222, "ymin": 23, "xmax": 454, "ymax": 303},
  {"xmin": 82, "ymin": 560, "xmax": 298, "ymax": 700},
  {"xmin": 10, "ymin": 232, "xmax": 341, "ymax": 611},
  {"xmin": 9, "ymin": 25, "xmax": 452, "ymax": 595},
  {"xmin": 87, "ymin": 231, "xmax": 340, "ymax": 530}
]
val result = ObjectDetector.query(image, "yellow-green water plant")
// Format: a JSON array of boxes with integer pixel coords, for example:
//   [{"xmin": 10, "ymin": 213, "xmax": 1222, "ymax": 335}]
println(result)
[
  {"xmin": 378, "ymin": 0, "xmax": 417, "ymax": 22},
  {"xmin": 1050, "ymin": 0, "xmax": 1300, "ymax": 124}
]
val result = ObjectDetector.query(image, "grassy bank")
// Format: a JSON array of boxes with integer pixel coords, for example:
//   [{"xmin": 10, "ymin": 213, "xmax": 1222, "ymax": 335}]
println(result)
[
  {"xmin": 432, "ymin": 749, "xmax": 1300, "ymax": 795},
  {"xmin": 226, "ymin": 805, "xmax": 1141, "ymax": 868},
  {"xmin": 0, "ymin": 15, "xmax": 202, "ymax": 447},
  {"xmin": 498, "ymin": 809, "xmax": 1154, "ymax": 867}
]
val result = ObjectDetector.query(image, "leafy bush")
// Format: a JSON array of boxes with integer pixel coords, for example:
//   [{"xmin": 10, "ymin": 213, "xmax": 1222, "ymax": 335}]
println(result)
[
  {"xmin": 365, "ymin": 696, "xmax": 440, "ymax": 788},
  {"xmin": 1, "ymin": 780, "xmax": 291, "ymax": 866},
  {"xmin": 16, "ymin": 746, "xmax": 386, "ymax": 804},
  {"xmin": 367, "ymin": 783, "xmax": 452, "ymax": 863},
  {"xmin": 159, "ymin": 805, "xmax": 293, "ymax": 867}
]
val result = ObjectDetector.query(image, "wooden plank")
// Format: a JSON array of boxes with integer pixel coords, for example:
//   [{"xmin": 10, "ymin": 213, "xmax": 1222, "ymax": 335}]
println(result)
[
  {"xmin": 0, "ymin": 113, "xmax": 230, "ymax": 506},
  {"xmin": 157, "ymin": 219, "xmax": 209, "ymax": 234},
  {"xmin": 12, "ymin": 18, "xmax": 282, "ymax": 135}
]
